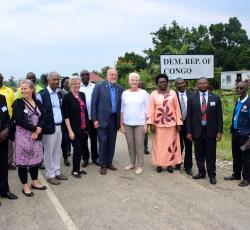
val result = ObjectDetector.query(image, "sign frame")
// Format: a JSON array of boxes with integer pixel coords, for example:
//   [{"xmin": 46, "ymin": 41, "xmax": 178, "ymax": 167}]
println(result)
[{"xmin": 160, "ymin": 54, "xmax": 214, "ymax": 80}]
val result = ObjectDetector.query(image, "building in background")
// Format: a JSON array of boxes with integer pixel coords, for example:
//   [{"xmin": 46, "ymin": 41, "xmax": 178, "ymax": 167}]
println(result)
[
  {"xmin": 89, "ymin": 72, "xmax": 104, "ymax": 82},
  {"xmin": 221, "ymin": 71, "xmax": 250, "ymax": 90}
]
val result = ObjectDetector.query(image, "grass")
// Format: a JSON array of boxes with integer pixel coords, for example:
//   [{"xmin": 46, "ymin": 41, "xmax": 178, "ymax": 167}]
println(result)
[
  {"xmin": 217, "ymin": 134, "xmax": 232, "ymax": 160},
  {"xmin": 216, "ymin": 93, "xmax": 235, "ymax": 160}
]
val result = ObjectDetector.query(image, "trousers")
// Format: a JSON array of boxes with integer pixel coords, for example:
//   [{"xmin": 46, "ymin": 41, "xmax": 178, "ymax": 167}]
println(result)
[
  {"xmin": 124, "ymin": 125, "xmax": 145, "ymax": 168},
  {"xmin": 42, "ymin": 126, "xmax": 62, "ymax": 179}
]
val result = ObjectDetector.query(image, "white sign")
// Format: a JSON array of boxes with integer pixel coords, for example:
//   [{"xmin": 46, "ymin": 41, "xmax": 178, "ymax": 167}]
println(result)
[{"xmin": 160, "ymin": 55, "xmax": 214, "ymax": 80}]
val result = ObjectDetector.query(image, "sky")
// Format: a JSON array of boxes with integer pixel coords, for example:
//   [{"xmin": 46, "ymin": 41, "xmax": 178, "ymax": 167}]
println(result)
[{"xmin": 0, "ymin": 0, "xmax": 249, "ymax": 80}]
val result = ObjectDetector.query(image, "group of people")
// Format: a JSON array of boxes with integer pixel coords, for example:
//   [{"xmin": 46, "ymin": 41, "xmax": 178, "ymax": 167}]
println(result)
[{"xmin": 0, "ymin": 68, "xmax": 250, "ymax": 206}]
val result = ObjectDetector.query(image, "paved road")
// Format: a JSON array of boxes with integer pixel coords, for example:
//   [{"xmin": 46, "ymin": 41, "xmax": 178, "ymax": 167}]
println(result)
[{"xmin": 0, "ymin": 133, "xmax": 249, "ymax": 230}]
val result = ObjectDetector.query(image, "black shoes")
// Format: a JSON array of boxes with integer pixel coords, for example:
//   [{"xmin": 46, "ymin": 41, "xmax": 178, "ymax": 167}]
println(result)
[
  {"xmin": 156, "ymin": 166, "xmax": 163, "ymax": 173},
  {"xmin": 82, "ymin": 160, "xmax": 89, "ymax": 168},
  {"xmin": 167, "ymin": 166, "xmax": 174, "ymax": 173},
  {"xmin": 192, "ymin": 173, "xmax": 206, "ymax": 179},
  {"xmin": 239, "ymin": 180, "xmax": 250, "ymax": 187},
  {"xmin": 185, "ymin": 169, "xmax": 193, "ymax": 176},
  {"xmin": 71, "ymin": 172, "xmax": 82, "ymax": 178},
  {"xmin": 100, "ymin": 167, "xmax": 107, "ymax": 175},
  {"xmin": 210, "ymin": 177, "xmax": 217, "ymax": 185},
  {"xmin": 31, "ymin": 185, "xmax": 47, "ymax": 190},
  {"xmin": 155, "ymin": 166, "xmax": 174, "ymax": 173},
  {"xmin": 174, "ymin": 164, "xmax": 181, "ymax": 170},
  {"xmin": 144, "ymin": 149, "xmax": 150, "ymax": 155},
  {"xmin": 71, "ymin": 169, "xmax": 87, "ymax": 178},
  {"xmin": 192, "ymin": 173, "xmax": 216, "ymax": 184},
  {"xmin": 224, "ymin": 175, "xmax": 241, "ymax": 180},
  {"xmin": 22, "ymin": 189, "xmax": 34, "ymax": 197},
  {"xmin": 79, "ymin": 170, "xmax": 87, "ymax": 175},
  {"xmin": 2, "ymin": 191, "xmax": 18, "ymax": 200},
  {"xmin": 64, "ymin": 159, "xmax": 71, "ymax": 167}
]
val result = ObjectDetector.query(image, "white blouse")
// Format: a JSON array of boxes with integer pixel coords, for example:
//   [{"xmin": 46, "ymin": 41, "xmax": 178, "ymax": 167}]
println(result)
[{"xmin": 121, "ymin": 89, "xmax": 149, "ymax": 126}]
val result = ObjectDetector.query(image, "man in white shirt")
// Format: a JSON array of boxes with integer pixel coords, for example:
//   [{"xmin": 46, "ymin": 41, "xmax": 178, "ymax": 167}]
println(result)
[
  {"xmin": 37, "ymin": 72, "xmax": 68, "ymax": 185},
  {"xmin": 175, "ymin": 78, "xmax": 193, "ymax": 176},
  {"xmin": 79, "ymin": 70, "xmax": 99, "ymax": 167}
]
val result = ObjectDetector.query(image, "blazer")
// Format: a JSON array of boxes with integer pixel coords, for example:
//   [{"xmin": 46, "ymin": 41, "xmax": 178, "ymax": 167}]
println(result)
[
  {"xmin": 91, "ymin": 80, "xmax": 124, "ymax": 129},
  {"xmin": 186, "ymin": 91, "xmax": 223, "ymax": 139},
  {"xmin": 62, "ymin": 91, "xmax": 89, "ymax": 135},
  {"xmin": 12, "ymin": 98, "xmax": 45, "ymax": 132},
  {"xmin": 0, "ymin": 94, "xmax": 10, "ymax": 133}
]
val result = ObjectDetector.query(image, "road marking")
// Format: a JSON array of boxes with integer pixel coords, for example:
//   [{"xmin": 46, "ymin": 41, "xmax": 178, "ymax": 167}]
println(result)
[{"xmin": 39, "ymin": 172, "xmax": 79, "ymax": 230}]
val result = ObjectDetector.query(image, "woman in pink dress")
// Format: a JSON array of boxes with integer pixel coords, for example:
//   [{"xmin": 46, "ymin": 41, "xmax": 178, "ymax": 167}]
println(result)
[{"xmin": 147, "ymin": 74, "xmax": 183, "ymax": 173}]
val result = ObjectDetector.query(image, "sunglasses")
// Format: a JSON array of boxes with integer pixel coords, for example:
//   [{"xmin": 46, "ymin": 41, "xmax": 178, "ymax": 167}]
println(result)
[
  {"xmin": 236, "ymin": 87, "xmax": 244, "ymax": 90},
  {"xmin": 81, "ymin": 73, "xmax": 89, "ymax": 76}
]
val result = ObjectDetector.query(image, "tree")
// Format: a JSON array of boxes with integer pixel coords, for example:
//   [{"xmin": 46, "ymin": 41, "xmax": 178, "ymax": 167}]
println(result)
[
  {"xmin": 116, "ymin": 60, "xmax": 135, "ymax": 80},
  {"xmin": 185, "ymin": 25, "xmax": 214, "ymax": 54},
  {"xmin": 4, "ymin": 76, "xmax": 17, "ymax": 89},
  {"xmin": 112, "ymin": 17, "xmax": 250, "ymax": 90},
  {"xmin": 98, "ymin": 66, "xmax": 110, "ymax": 78},
  {"xmin": 40, "ymin": 73, "xmax": 48, "ymax": 87},
  {"xmin": 117, "ymin": 52, "xmax": 148, "ymax": 71},
  {"xmin": 144, "ymin": 20, "xmax": 189, "ymax": 65},
  {"xmin": 209, "ymin": 17, "xmax": 250, "ymax": 70}
]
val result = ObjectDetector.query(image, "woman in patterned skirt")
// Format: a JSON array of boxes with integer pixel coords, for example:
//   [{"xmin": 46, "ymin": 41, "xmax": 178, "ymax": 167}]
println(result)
[
  {"xmin": 147, "ymin": 74, "xmax": 183, "ymax": 173},
  {"xmin": 13, "ymin": 79, "xmax": 46, "ymax": 197}
]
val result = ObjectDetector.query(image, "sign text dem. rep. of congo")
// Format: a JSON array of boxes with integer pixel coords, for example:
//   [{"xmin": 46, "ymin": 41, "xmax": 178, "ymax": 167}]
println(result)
[{"xmin": 160, "ymin": 55, "xmax": 214, "ymax": 80}]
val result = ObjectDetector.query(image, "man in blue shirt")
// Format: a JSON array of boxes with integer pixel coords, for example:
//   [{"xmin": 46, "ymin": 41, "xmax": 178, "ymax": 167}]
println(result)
[
  {"xmin": 224, "ymin": 81, "xmax": 250, "ymax": 187},
  {"xmin": 91, "ymin": 68, "xmax": 124, "ymax": 175}
]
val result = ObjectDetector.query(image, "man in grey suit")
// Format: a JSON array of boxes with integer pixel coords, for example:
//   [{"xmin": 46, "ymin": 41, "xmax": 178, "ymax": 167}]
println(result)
[{"xmin": 91, "ymin": 68, "xmax": 124, "ymax": 175}]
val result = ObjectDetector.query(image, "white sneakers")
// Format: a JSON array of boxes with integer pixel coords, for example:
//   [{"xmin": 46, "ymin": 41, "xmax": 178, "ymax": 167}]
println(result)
[
  {"xmin": 124, "ymin": 165, "xmax": 144, "ymax": 175},
  {"xmin": 135, "ymin": 168, "xmax": 144, "ymax": 175},
  {"xmin": 124, "ymin": 164, "xmax": 135, "ymax": 171}
]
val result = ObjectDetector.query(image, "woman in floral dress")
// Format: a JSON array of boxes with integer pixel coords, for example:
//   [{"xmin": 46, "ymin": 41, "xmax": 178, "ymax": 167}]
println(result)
[
  {"xmin": 147, "ymin": 74, "xmax": 183, "ymax": 173},
  {"xmin": 13, "ymin": 79, "xmax": 46, "ymax": 197}
]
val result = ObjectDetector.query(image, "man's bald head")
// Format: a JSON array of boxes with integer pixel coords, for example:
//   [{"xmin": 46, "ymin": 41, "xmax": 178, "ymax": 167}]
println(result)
[{"xmin": 236, "ymin": 81, "xmax": 248, "ymax": 99}]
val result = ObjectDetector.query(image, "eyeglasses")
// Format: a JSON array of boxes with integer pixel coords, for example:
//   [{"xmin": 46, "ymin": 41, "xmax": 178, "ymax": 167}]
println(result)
[
  {"xmin": 236, "ymin": 87, "xmax": 244, "ymax": 90},
  {"xmin": 81, "ymin": 73, "xmax": 89, "ymax": 76}
]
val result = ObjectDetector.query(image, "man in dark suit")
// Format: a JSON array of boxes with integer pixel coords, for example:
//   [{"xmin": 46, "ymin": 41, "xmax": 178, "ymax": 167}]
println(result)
[
  {"xmin": 91, "ymin": 68, "xmax": 124, "ymax": 175},
  {"xmin": 186, "ymin": 77, "xmax": 223, "ymax": 185},
  {"xmin": 0, "ymin": 94, "xmax": 18, "ymax": 205},
  {"xmin": 175, "ymin": 78, "xmax": 193, "ymax": 176},
  {"xmin": 224, "ymin": 81, "xmax": 250, "ymax": 187}
]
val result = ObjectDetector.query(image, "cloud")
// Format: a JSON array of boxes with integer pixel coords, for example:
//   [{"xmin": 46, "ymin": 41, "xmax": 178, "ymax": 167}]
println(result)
[
  {"xmin": 0, "ymin": 0, "xmax": 249, "ymax": 45},
  {"xmin": 0, "ymin": 0, "xmax": 249, "ymax": 78}
]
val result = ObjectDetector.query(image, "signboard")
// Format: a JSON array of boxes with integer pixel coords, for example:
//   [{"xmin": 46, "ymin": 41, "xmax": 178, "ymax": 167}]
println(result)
[{"xmin": 160, "ymin": 55, "xmax": 214, "ymax": 80}]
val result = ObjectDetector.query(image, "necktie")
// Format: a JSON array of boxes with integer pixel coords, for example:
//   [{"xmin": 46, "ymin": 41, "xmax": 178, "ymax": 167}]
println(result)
[
  {"xmin": 201, "ymin": 93, "xmax": 207, "ymax": 125},
  {"xmin": 233, "ymin": 101, "xmax": 242, "ymax": 129},
  {"xmin": 180, "ymin": 94, "xmax": 186, "ymax": 120}
]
